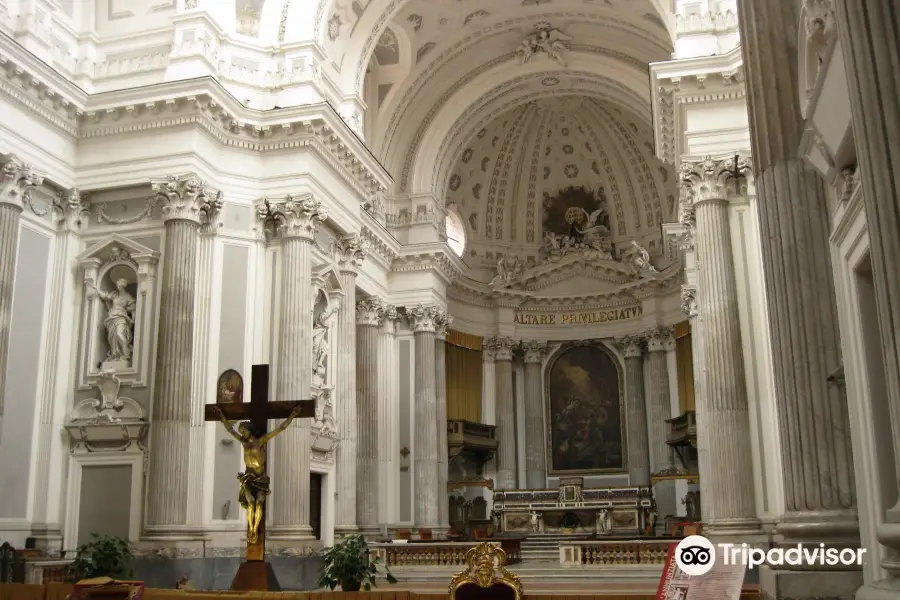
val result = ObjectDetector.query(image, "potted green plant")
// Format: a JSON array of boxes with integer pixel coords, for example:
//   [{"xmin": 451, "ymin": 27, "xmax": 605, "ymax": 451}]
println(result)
[
  {"xmin": 65, "ymin": 534, "xmax": 135, "ymax": 583},
  {"xmin": 317, "ymin": 534, "xmax": 397, "ymax": 592}
]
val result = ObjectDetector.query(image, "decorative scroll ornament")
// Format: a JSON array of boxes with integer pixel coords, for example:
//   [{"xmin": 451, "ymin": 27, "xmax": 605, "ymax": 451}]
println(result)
[
  {"xmin": 517, "ymin": 22, "xmax": 572, "ymax": 66},
  {"xmin": 521, "ymin": 340, "xmax": 548, "ymax": 364},
  {"xmin": 257, "ymin": 194, "xmax": 328, "ymax": 240},
  {"xmin": 680, "ymin": 287, "xmax": 697, "ymax": 317},
  {"xmin": 332, "ymin": 233, "xmax": 370, "ymax": 271},
  {"xmin": 680, "ymin": 154, "xmax": 752, "ymax": 204},
  {"xmin": 356, "ymin": 296, "xmax": 386, "ymax": 326},
  {"xmin": 0, "ymin": 155, "xmax": 43, "ymax": 211},
  {"xmin": 151, "ymin": 174, "xmax": 223, "ymax": 225},
  {"xmin": 54, "ymin": 189, "xmax": 91, "ymax": 231},
  {"xmin": 616, "ymin": 335, "xmax": 646, "ymax": 359},
  {"xmin": 405, "ymin": 304, "xmax": 442, "ymax": 333},
  {"xmin": 65, "ymin": 369, "xmax": 147, "ymax": 452},
  {"xmin": 645, "ymin": 326, "xmax": 674, "ymax": 353}
]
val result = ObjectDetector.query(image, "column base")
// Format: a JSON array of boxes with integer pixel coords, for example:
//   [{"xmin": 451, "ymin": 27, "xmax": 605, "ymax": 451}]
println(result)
[
  {"xmin": 706, "ymin": 517, "xmax": 765, "ymax": 537},
  {"xmin": 759, "ymin": 565, "xmax": 862, "ymax": 600},
  {"xmin": 857, "ymin": 578, "xmax": 900, "ymax": 600},
  {"xmin": 268, "ymin": 525, "xmax": 316, "ymax": 542},
  {"xmin": 28, "ymin": 524, "xmax": 63, "ymax": 556},
  {"xmin": 135, "ymin": 530, "xmax": 210, "ymax": 558},
  {"xmin": 776, "ymin": 510, "xmax": 860, "ymax": 547}
]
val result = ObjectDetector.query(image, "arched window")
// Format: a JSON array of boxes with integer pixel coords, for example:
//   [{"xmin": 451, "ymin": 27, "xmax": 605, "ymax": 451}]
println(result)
[{"xmin": 446, "ymin": 211, "xmax": 466, "ymax": 257}]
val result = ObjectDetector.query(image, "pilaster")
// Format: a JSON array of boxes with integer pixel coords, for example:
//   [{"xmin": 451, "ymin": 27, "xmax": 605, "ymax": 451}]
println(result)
[
  {"xmin": 377, "ymin": 306, "xmax": 401, "ymax": 525},
  {"xmin": 434, "ymin": 310, "xmax": 452, "ymax": 533},
  {"xmin": 617, "ymin": 335, "xmax": 650, "ymax": 487},
  {"xmin": 645, "ymin": 326, "xmax": 676, "ymax": 523},
  {"xmin": 491, "ymin": 337, "xmax": 518, "ymax": 490},
  {"xmin": 356, "ymin": 296, "xmax": 383, "ymax": 535},
  {"xmin": 481, "ymin": 342, "xmax": 497, "ymax": 426},
  {"xmin": 145, "ymin": 174, "xmax": 222, "ymax": 537},
  {"xmin": 521, "ymin": 341, "xmax": 547, "ymax": 489},
  {"xmin": 408, "ymin": 304, "xmax": 441, "ymax": 528},
  {"xmin": 333, "ymin": 233, "xmax": 369, "ymax": 536}
]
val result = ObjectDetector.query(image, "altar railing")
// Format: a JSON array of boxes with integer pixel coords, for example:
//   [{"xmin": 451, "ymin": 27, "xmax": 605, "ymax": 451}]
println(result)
[
  {"xmin": 372, "ymin": 539, "xmax": 521, "ymax": 567},
  {"xmin": 559, "ymin": 540, "xmax": 671, "ymax": 566}
]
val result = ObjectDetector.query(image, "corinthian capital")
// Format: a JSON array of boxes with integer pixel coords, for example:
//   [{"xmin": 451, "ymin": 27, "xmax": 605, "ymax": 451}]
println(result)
[
  {"xmin": 333, "ymin": 233, "xmax": 370, "ymax": 272},
  {"xmin": 54, "ymin": 188, "xmax": 91, "ymax": 231},
  {"xmin": 490, "ymin": 337, "xmax": 517, "ymax": 361},
  {"xmin": 681, "ymin": 287, "xmax": 698, "ymax": 318},
  {"xmin": 616, "ymin": 335, "xmax": 645, "ymax": 359},
  {"xmin": 521, "ymin": 340, "xmax": 548, "ymax": 364},
  {"xmin": 151, "ymin": 174, "xmax": 223, "ymax": 225},
  {"xmin": 405, "ymin": 304, "xmax": 442, "ymax": 333},
  {"xmin": 645, "ymin": 326, "xmax": 674, "ymax": 352},
  {"xmin": 0, "ymin": 156, "xmax": 43, "ymax": 211},
  {"xmin": 434, "ymin": 309, "xmax": 453, "ymax": 340},
  {"xmin": 256, "ymin": 195, "xmax": 328, "ymax": 240},
  {"xmin": 356, "ymin": 297, "xmax": 385, "ymax": 326},
  {"xmin": 680, "ymin": 154, "xmax": 752, "ymax": 205}
]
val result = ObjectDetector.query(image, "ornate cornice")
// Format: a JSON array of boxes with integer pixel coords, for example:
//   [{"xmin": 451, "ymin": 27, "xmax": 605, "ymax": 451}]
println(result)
[
  {"xmin": 391, "ymin": 247, "xmax": 463, "ymax": 285},
  {"xmin": 0, "ymin": 155, "xmax": 44, "ymax": 212},
  {"xmin": 332, "ymin": 233, "xmax": 370, "ymax": 273},
  {"xmin": 356, "ymin": 296, "xmax": 385, "ymax": 326},
  {"xmin": 256, "ymin": 195, "xmax": 327, "ymax": 241},
  {"xmin": 645, "ymin": 326, "xmax": 675, "ymax": 352},
  {"xmin": 680, "ymin": 154, "xmax": 752, "ymax": 204},
  {"xmin": 151, "ymin": 174, "xmax": 223, "ymax": 225}
]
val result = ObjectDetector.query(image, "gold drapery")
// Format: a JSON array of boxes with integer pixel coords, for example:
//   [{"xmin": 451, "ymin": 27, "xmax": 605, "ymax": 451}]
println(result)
[
  {"xmin": 445, "ymin": 330, "xmax": 483, "ymax": 422},
  {"xmin": 673, "ymin": 321, "xmax": 695, "ymax": 413}
]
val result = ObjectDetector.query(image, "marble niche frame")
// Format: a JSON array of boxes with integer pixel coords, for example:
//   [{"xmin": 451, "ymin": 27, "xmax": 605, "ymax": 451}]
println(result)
[
  {"xmin": 75, "ymin": 234, "xmax": 159, "ymax": 390},
  {"xmin": 309, "ymin": 264, "xmax": 345, "ymax": 465}
]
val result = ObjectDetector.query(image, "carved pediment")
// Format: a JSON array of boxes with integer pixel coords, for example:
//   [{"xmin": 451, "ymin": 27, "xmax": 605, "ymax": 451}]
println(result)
[
  {"xmin": 76, "ymin": 233, "xmax": 159, "ymax": 271},
  {"xmin": 311, "ymin": 264, "xmax": 345, "ymax": 293}
]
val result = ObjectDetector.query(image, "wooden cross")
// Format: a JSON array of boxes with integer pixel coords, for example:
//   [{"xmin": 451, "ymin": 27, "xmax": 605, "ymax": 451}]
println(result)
[{"xmin": 204, "ymin": 364, "xmax": 315, "ymax": 587}]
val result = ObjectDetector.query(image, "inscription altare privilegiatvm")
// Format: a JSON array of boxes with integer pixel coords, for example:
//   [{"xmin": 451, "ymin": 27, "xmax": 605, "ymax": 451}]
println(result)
[{"xmin": 514, "ymin": 305, "xmax": 643, "ymax": 325}]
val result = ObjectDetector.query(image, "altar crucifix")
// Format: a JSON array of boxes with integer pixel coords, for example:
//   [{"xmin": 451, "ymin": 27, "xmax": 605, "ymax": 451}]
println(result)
[{"xmin": 204, "ymin": 364, "xmax": 315, "ymax": 591}]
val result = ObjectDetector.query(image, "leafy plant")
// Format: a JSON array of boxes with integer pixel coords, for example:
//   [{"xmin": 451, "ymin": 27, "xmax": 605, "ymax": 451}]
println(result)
[
  {"xmin": 317, "ymin": 534, "xmax": 397, "ymax": 592},
  {"xmin": 66, "ymin": 534, "xmax": 135, "ymax": 583}
]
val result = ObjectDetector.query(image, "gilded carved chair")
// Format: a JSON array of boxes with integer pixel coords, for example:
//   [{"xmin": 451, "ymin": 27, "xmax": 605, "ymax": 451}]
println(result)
[{"xmin": 449, "ymin": 542, "xmax": 523, "ymax": 600}]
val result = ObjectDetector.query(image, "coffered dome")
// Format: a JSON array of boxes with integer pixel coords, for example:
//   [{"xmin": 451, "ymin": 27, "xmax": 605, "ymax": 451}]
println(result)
[{"xmin": 444, "ymin": 95, "xmax": 676, "ymax": 257}]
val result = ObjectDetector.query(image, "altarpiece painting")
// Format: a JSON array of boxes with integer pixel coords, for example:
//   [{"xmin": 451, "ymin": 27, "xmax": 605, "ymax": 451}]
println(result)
[{"xmin": 545, "ymin": 344, "xmax": 625, "ymax": 474}]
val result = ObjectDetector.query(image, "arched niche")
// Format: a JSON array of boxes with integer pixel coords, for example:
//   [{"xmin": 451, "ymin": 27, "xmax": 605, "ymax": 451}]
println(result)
[
  {"xmin": 543, "ymin": 341, "xmax": 626, "ymax": 476},
  {"xmin": 310, "ymin": 264, "xmax": 344, "ymax": 458},
  {"xmin": 76, "ymin": 235, "xmax": 159, "ymax": 390}
]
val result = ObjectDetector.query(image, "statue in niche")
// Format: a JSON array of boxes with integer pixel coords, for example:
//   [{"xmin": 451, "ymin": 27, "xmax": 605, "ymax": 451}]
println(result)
[
  {"xmin": 88, "ymin": 276, "xmax": 137, "ymax": 365},
  {"xmin": 312, "ymin": 296, "xmax": 338, "ymax": 386},
  {"xmin": 595, "ymin": 509, "xmax": 611, "ymax": 535}
]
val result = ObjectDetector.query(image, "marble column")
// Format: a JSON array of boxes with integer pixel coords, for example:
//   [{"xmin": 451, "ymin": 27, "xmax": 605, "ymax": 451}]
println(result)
[
  {"xmin": 377, "ymin": 306, "xmax": 401, "ymax": 525},
  {"xmin": 681, "ymin": 288, "xmax": 709, "ymax": 520},
  {"xmin": 356, "ymin": 296, "xmax": 383, "ymax": 535},
  {"xmin": 681, "ymin": 158, "xmax": 760, "ymax": 536},
  {"xmin": 482, "ymin": 342, "xmax": 497, "ymax": 426},
  {"xmin": 739, "ymin": 0, "xmax": 858, "ymax": 551},
  {"xmin": 333, "ymin": 234, "xmax": 369, "ymax": 536},
  {"xmin": 146, "ymin": 175, "xmax": 222, "ymax": 532},
  {"xmin": 493, "ymin": 337, "xmax": 518, "ymax": 490},
  {"xmin": 435, "ymin": 311, "xmax": 451, "ymax": 532},
  {"xmin": 618, "ymin": 336, "xmax": 651, "ymax": 487},
  {"xmin": 0, "ymin": 157, "xmax": 42, "ymax": 423},
  {"xmin": 408, "ymin": 304, "xmax": 441, "ymax": 529},
  {"xmin": 833, "ymin": 1, "xmax": 900, "ymax": 595},
  {"xmin": 521, "ymin": 341, "xmax": 547, "ymax": 489},
  {"xmin": 262, "ymin": 195, "xmax": 326, "ymax": 540},
  {"xmin": 645, "ymin": 327, "xmax": 676, "ymax": 524}
]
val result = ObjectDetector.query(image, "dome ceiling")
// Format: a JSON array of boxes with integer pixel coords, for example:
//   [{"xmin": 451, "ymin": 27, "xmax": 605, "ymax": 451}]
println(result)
[{"xmin": 445, "ymin": 96, "xmax": 676, "ymax": 256}]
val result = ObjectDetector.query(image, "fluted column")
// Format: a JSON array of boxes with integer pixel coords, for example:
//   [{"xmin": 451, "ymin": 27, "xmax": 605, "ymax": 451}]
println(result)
[
  {"xmin": 356, "ymin": 296, "xmax": 383, "ymax": 535},
  {"xmin": 521, "ymin": 341, "xmax": 547, "ymax": 489},
  {"xmin": 408, "ymin": 305, "xmax": 441, "ymax": 528},
  {"xmin": 0, "ymin": 157, "xmax": 42, "ymax": 423},
  {"xmin": 833, "ymin": 1, "xmax": 900, "ymax": 595},
  {"xmin": 377, "ymin": 306, "xmax": 401, "ymax": 525},
  {"xmin": 333, "ymin": 235, "xmax": 369, "ymax": 536},
  {"xmin": 260, "ymin": 195, "xmax": 326, "ymax": 540},
  {"xmin": 739, "ymin": 0, "xmax": 858, "ymax": 550},
  {"xmin": 482, "ymin": 342, "xmax": 497, "ymax": 426},
  {"xmin": 146, "ymin": 175, "xmax": 222, "ymax": 532},
  {"xmin": 681, "ymin": 288, "xmax": 709, "ymax": 520},
  {"xmin": 618, "ymin": 336, "xmax": 650, "ymax": 487},
  {"xmin": 435, "ymin": 312, "xmax": 451, "ymax": 533},
  {"xmin": 681, "ymin": 158, "xmax": 760, "ymax": 535},
  {"xmin": 493, "ymin": 338, "xmax": 518, "ymax": 490},
  {"xmin": 645, "ymin": 327, "xmax": 676, "ymax": 525}
]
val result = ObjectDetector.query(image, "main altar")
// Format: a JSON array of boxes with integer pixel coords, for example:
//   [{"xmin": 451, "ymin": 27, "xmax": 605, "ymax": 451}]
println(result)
[{"xmin": 492, "ymin": 478, "xmax": 654, "ymax": 536}]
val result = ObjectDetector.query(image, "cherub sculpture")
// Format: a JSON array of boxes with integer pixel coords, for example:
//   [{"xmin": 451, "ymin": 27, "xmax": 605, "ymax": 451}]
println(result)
[{"xmin": 516, "ymin": 23, "xmax": 572, "ymax": 66}]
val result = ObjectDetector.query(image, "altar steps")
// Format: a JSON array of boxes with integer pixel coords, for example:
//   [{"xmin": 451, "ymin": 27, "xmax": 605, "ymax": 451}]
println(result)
[{"xmin": 520, "ymin": 533, "xmax": 594, "ymax": 563}]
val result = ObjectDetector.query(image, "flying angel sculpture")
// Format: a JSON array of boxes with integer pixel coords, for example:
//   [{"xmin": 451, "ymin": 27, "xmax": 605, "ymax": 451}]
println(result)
[
  {"xmin": 517, "ymin": 23, "xmax": 572, "ymax": 66},
  {"xmin": 576, "ymin": 207, "xmax": 609, "ymax": 238}
]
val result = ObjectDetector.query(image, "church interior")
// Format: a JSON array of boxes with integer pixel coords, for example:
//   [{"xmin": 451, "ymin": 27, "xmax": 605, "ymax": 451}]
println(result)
[{"xmin": 0, "ymin": 0, "xmax": 898, "ymax": 598}]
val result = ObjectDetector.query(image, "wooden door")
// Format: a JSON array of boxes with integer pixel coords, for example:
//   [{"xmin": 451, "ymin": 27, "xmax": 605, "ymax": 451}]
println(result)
[{"xmin": 309, "ymin": 473, "xmax": 322, "ymax": 540}]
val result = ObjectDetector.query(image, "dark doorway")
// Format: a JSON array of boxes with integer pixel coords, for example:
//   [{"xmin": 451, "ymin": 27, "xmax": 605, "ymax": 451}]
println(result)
[{"xmin": 310, "ymin": 473, "xmax": 323, "ymax": 540}]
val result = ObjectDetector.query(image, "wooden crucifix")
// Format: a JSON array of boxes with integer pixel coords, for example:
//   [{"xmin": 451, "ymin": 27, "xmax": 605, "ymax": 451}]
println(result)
[{"xmin": 204, "ymin": 364, "xmax": 315, "ymax": 591}]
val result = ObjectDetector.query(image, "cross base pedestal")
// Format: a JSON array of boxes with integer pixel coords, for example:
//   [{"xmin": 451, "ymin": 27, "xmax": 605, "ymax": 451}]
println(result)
[{"xmin": 230, "ymin": 560, "xmax": 281, "ymax": 591}]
